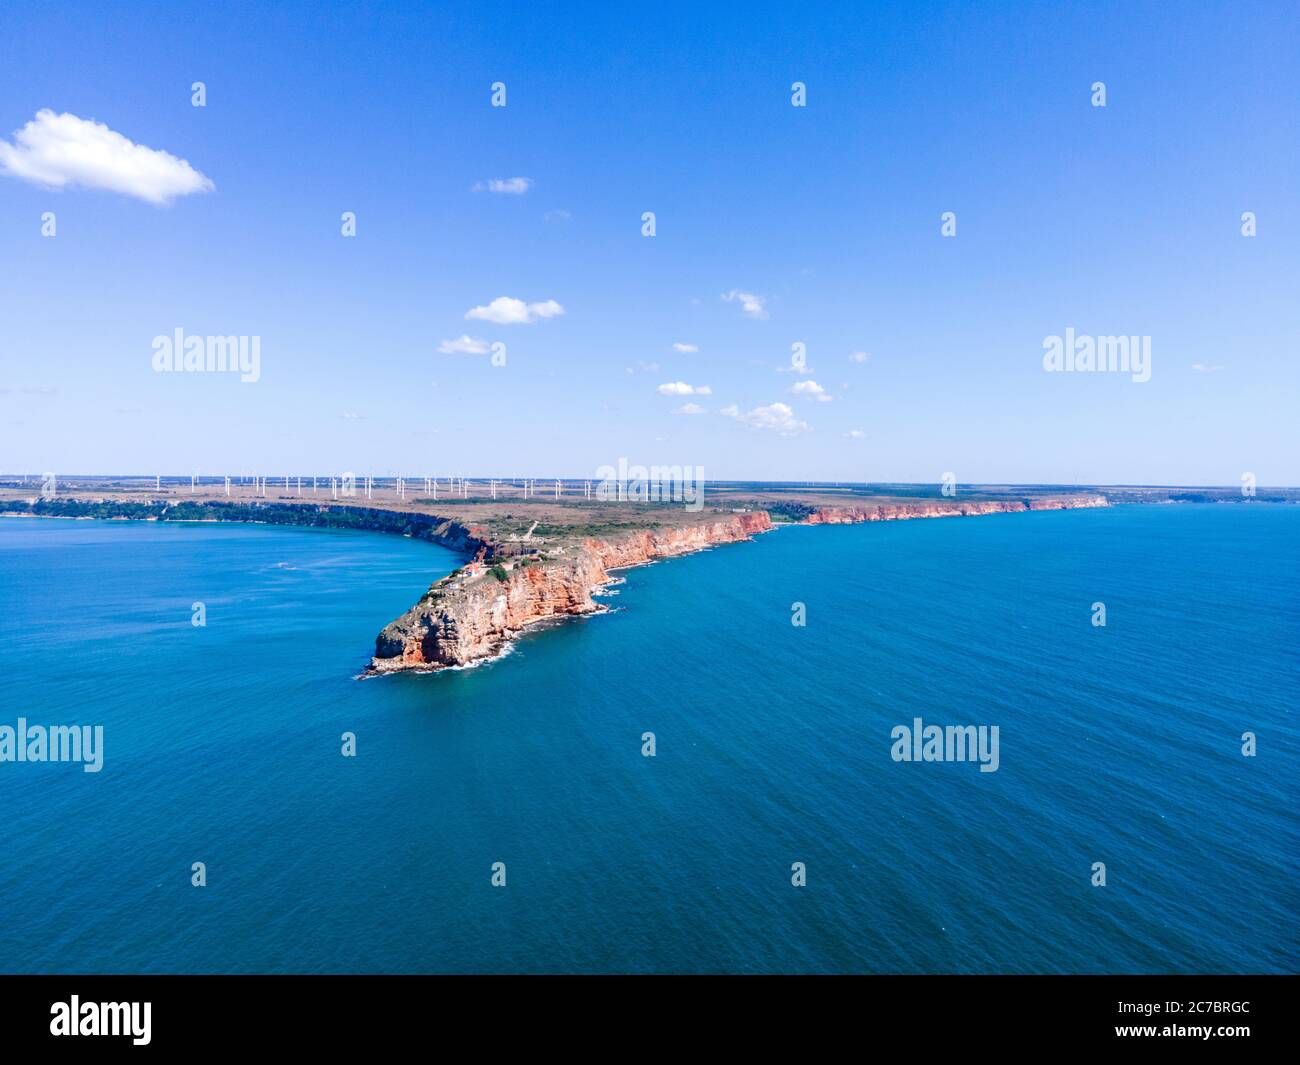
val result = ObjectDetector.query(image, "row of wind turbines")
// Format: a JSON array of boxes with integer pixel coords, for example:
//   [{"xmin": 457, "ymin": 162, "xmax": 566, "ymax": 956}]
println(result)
[{"xmin": 157, "ymin": 474, "xmax": 603, "ymax": 501}]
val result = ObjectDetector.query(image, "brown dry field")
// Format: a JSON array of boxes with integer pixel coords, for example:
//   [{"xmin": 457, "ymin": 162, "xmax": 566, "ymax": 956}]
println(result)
[{"xmin": 2, "ymin": 477, "xmax": 1290, "ymax": 544}]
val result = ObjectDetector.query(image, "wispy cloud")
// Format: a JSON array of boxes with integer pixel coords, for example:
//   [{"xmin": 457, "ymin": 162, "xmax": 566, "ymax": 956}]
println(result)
[
  {"xmin": 438, "ymin": 335, "xmax": 490, "ymax": 355},
  {"xmin": 672, "ymin": 342, "xmax": 699, "ymax": 353},
  {"xmin": 0, "ymin": 385, "xmax": 58, "ymax": 396},
  {"xmin": 657, "ymin": 381, "xmax": 712, "ymax": 396},
  {"xmin": 465, "ymin": 297, "xmax": 565, "ymax": 325},
  {"xmin": 720, "ymin": 401, "xmax": 810, "ymax": 435},
  {"xmin": 543, "ymin": 208, "xmax": 571, "ymax": 222},
  {"xmin": 0, "ymin": 109, "xmax": 213, "ymax": 205},
  {"xmin": 473, "ymin": 176, "xmax": 533, "ymax": 194},
  {"xmin": 1191, "ymin": 362, "xmax": 1224, "ymax": 373},
  {"xmin": 845, "ymin": 429, "xmax": 866, "ymax": 439},
  {"xmin": 625, "ymin": 361, "xmax": 660, "ymax": 374},
  {"xmin": 672, "ymin": 402, "xmax": 707, "ymax": 415},
  {"xmin": 721, "ymin": 289, "xmax": 768, "ymax": 319},
  {"xmin": 849, "ymin": 351, "xmax": 870, "ymax": 363}
]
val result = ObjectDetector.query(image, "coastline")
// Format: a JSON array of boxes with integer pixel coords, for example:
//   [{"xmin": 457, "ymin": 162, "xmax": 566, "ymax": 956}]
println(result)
[
  {"xmin": 366, "ymin": 510, "xmax": 776, "ymax": 675},
  {"xmin": 0, "ymin": 492, "xmax": 1115, "ymax": 675},
  {"xmin": 364, "ymin": 496, "xmax": 1110, "ymax": 675}
]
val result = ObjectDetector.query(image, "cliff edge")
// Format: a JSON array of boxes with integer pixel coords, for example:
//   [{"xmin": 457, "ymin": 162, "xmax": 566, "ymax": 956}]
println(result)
[
  {"xmin": 368, "ymin": 512, "xmax": 772, "ymax": 673},
  {"xmin": 367, "ymin": 497, "xmax": 1113, "ymax": 675},
  {"xmin": 801, "ymin": 496, "xmax": 1109, "ymax": 524}
]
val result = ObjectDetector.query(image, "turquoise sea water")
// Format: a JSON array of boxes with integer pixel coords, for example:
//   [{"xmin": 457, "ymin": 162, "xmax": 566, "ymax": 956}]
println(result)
[{"xmin": 0, "ymin": 504, "xmax": 1295, "ymax": 973}]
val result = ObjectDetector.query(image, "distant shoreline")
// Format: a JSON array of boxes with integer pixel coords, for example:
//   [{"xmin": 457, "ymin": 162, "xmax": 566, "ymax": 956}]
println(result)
[{"xmin": 3, "ymin": 491, "xmax": 1292, "ymax": 678}]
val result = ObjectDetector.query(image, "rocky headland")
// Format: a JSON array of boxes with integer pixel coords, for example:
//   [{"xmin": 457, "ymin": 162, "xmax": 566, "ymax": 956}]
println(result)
[
  {"xmin": 369, "ymin": 512, "xmax": 772, "ymax": 673},
  {"xmin": 0, "ymin": 487, "xmax": 1119, "ymax": 675},
  {"xmin": 801, "ymin": 495, "xmax": 1109, "ymax": 524},
  {"xmin": 366, "ymin": 497, "xmax": 1113, "ymax": 674}
]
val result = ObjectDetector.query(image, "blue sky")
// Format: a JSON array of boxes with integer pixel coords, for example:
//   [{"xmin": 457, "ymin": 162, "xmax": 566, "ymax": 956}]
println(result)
[{"xmin": 0, "ymin": 0, "xmax": 1296, "ymax": 484}]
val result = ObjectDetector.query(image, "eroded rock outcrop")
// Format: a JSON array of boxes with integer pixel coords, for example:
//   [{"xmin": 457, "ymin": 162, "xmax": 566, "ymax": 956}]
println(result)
[
  {"xmin": 368, "ymin": 511, "xmax": 773, "ymax": 673},
  {"xmin": 802, "ymin": 496, "xmax": 1108, "ymax": 524}
]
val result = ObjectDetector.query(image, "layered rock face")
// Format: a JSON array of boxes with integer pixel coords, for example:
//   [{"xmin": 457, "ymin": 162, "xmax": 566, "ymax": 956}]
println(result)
[
  {"xmin": 369, "ymin": 511, "xmax": 773, "ymax": 673},
  {"xmin": 581, "ymin": 511, "xmax": 773, "ymax": 568},
  {"xmin": 802, "ymin": 496, "xmax": 1108, "ymax": 524},
  {"xmin": 368, "ymin": 498, "xmax": 1112, "ymax": 674}
]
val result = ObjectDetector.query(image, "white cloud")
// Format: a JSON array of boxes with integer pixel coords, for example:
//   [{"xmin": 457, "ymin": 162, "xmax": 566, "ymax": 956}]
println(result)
[
  {"xmin": 672, "ymin": 402, "xmax": 707, "ymax": 415},
  {"xmin": 721, "ymin": 401, "xmax": 811, "ymax": 436},
  {"xmin": 657, "ymin": 381, "xmax": 711, "ymax": 396},
  {"xmin": 776, "ymin": 363, "xmax": 814, "ymax": 375},
  {"xmin": 791, "ymin": 379, "xmax": 832, "ymax": 402},
  {"xmin": 0, "ymin": 109, "xmax": 213, "ymax": 205},
  {"xmin": 625, "ymin": 361, "xmax": 660, "ymax": 374},
  {"xmin": 845, "ymin": 429, "xmax": 866, "ymax": 439},
  {"xmin": 543, "ymin": 208, "xmax": 571, "ymax": 222},
  {"xmin": 849, "ymin": 351, "xmax": 870, "ymax": 363},
  {"xmin": 473, "ymin": 177, "xmax": 533, "ymax": 194},
  {"xmin": 672, "ymin": 342, "xmax": 699, "ymax": 353},
  {"xmin": 438, "ymin": 335, "xmax": 491, "ymax": 355},
  {"xmin": 465, "ymin": 297, "xmax": 565, "ymax": 324},
  {"xmin": 1191, "ymin": 362, "xmax": 1224, "ymax": 373},
  {"xmin": 721, "ymin": 289, "xmax": 768, "ymax": 319}
]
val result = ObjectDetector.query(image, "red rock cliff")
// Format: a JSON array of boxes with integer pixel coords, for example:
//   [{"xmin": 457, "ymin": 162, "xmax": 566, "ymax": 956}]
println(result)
[
  {"xmin": 369, "ymin": 511, "xmax": 772, "ymax": 673},
  {"xmin": 803, "ymin": 496, "xmax": 1108, "ymax": 524}
]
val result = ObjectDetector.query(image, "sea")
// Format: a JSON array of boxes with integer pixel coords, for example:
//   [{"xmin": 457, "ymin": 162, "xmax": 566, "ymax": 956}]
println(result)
[{"xmin": 0, "ymin": 503, "xmax": 1295, "ymax": 973}]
